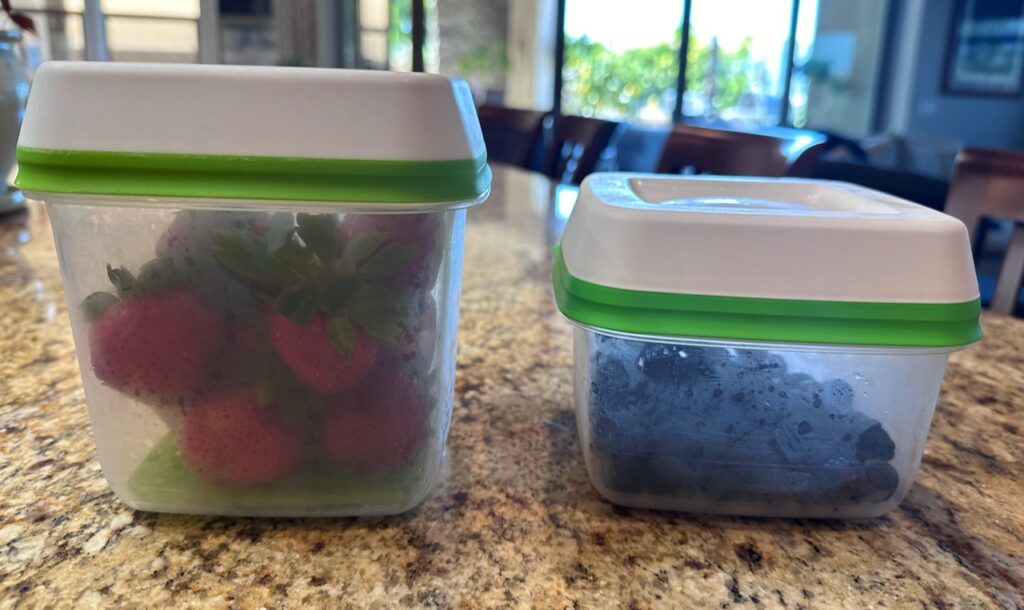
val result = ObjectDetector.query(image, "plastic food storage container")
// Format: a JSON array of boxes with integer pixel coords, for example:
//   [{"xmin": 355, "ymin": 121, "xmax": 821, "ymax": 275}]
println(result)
[
  {"xmin": 553, "ymin": 174, "xmax": 981, "ymax": 518},
  {"xmin": 17, "ymin": 62, "xmax": 490, "ymax": 516}
]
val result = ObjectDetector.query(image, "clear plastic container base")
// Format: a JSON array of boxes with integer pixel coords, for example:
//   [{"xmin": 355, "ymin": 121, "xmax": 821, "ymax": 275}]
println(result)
[
  {"xmin": 574, "ymin": 326, "xmax": 952, "ymax": 518},
  {"xmin": 47, "ymin": 196, "xmax": 466, "ymax": 517}
]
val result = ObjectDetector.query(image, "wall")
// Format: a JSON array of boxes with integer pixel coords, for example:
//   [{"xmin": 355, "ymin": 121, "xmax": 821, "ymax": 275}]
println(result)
[
  {"xmin": 504, "ymin": 0, "xmax": 556, "ymax": 110},
  {"xmin": 901, "ymin": 0, "xmax": 1024, "ymax": 149}
]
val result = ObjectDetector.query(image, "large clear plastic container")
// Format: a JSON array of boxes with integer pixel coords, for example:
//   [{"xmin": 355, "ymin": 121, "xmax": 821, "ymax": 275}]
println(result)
[
  {"xmin": 574, "ymin": 326, "xmax": 952, "ymax": 518},
  {"xmin": 46, "ymin": 198, "xmax": 466, "ymax": 516},
  {"xmin": 19, "ymin": 62, "xmax": 490, "ymax": 516}
]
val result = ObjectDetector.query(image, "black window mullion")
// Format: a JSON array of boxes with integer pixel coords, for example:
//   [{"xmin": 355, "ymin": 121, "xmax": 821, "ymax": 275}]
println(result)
[
  {"xmin": 552, "ymin": 0, "xmax": 567, "ymax": 115},
  {"xmin": 779, "ymin": 0, "xmax": 801, "ymax": 125},
  {"xmin": 412, "ymin": 0, "xmax": 425, "ymax": 72},
  {"xmin": 672, "ymin": 0, "xmax": 692, "ymax": 124}
]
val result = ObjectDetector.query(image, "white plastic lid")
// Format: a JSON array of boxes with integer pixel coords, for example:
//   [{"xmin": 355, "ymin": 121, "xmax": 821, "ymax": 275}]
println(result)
[
  {"xmin": 16, "ymin": 62, "xmax": 490, "ymax": 205},
  {"xmin": 562, "ymin": 174, "xmax": 978, "ymax": 304},
  {"xmin": 553, "ymin": 174, "xmax": 981, "ymax": 348}
]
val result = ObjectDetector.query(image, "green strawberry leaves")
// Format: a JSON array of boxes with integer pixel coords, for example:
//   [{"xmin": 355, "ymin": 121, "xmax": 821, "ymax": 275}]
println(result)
[
  {"xmin": 107, "ymin": 265, "xmax": 135, "ymax": 295},
  {"xmin": 207, "ymin": 212, "xmax": 419, "ymax": 353},
  {"xmin": 275, "ymin": 286, "xmax": 319, "ymax": 326},
  {"xmin": 338, "ymin": 231, "xmax": 387, "ymax": 273},
  {"xmin": 135, "ymin": 257, "xmax": 186, "ymax": 296},
  {"xmin": 86, "ymin": 258, "xmax": 188, "ymax": 317},
  {"xmin": 347, "ymin": 285, "xmax": 410, "ymax": 342},
  {"xmin": 81, "ymin": 291, "xmax": 120, "ymax": 322},
  {"xmin": 325, "ymin": 315, "xmax": 356, "ymax": 357},
  {"xmin": 359, "ymin": 243, "xmax": 417, "ymax": 279},
  {"xmin": 296, "ymin": 213, "xmax": 338, "ymax": 263},
  {"xmin": 323, "ymin": 276, "xmax": 363, "ymax": 311},
  {"xmin": 212, "ymin": 229, "xmax": 293, "ymax": 290}
]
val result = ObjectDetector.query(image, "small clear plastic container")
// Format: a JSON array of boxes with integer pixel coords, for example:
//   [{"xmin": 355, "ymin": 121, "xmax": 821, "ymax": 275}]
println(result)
[
  {"xmin": 554, "ymin": 174, "xmax": 981, "ymax": 518},
  {"xmin": 18, "ymin": 62, "xmax": 490, "ymax": 516},
  {"xmin": 575, "ymin": 328, "xmax": 950, "ymax": 518}
]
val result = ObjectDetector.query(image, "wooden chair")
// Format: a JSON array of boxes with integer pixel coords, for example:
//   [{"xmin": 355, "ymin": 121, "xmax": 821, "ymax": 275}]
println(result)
[
  {"xmin": 476, "ymin": 105, "xmax": 548, "ymax": 169},
  {"xmin": 945, "ymin": 147, "xmax": 1024, "ymax": 314},
  {"xmin": 655, "ymin": 124, "xmax": 825, "ymax": 178},
  {"xmin": 542, "ymin": 115, "xmax": 619, "ymax": 185}
]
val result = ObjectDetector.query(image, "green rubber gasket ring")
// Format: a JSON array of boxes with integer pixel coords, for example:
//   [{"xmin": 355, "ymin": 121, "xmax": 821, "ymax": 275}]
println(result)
[
  {"xmin": 15, "ymin": 147, "xmax": 491, "ymax": 205},
  {"xmin": 552, "ymin": 245, "xmax": 981, "ymax": 348}
]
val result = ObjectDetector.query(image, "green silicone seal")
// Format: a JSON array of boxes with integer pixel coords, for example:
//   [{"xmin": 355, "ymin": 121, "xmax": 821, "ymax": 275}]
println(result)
[
  {"xmin": 15, "ymin": 147, "xmax": 491, "ymax": 205},
  {"xmin": 552, "ymin": 245, "xmax": 982, "ymax": 348}
]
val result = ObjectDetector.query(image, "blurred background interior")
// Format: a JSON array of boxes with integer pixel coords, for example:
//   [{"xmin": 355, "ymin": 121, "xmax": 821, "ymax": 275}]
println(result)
[{"xmin": 5, "ymin": 0, "xmax": 1024, "ymax": 314}]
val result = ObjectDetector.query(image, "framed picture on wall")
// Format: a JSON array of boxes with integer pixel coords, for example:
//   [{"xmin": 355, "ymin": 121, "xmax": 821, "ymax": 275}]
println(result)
[{"xmin": 944, "ymin": 0, "xmax": 1024, "ymax": 96}]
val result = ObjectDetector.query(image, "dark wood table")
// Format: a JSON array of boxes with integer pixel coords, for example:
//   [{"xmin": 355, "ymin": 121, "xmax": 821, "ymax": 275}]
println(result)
[{"xmin": 1, "ymin": 164, "xmax": 1021, "ymax": 608}]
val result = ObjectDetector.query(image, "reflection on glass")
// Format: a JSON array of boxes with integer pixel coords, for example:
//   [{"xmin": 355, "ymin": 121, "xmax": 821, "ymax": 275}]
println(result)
[{"xmin": 562, "ymin": 0, "xmax": 683, "ymax": 124}]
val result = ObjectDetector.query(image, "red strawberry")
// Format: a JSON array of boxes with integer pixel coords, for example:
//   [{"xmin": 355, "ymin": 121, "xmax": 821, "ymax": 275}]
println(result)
[
  {"xmin": 269, "ymin": 311, "xmax": 377, "ymax": 394},
  {"xmin": 89, "ymin": 290, "xmax": 224, "ymax": 405},
  {"xmin": 181, "ymin": 387, "xmax": 303, "ymax": 487},
  {"xmin": 322, "ymin": 373, "xmax": 429, "ymax": 471},
  {"xmin": 339, "ymin": 213, "xmax": 443, "ymax": 291}
]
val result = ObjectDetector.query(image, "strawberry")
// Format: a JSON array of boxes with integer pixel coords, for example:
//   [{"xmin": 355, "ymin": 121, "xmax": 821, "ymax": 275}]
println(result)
[
  {"xmin": 322, "ymin": 373, "xmax": 429, "ymax": 471},
  {"xmin": 339, "ymin": 213, "xmax": 444, "ymax": 292},
  {"xmin": 85, "ymin": 264, "xmax": 224, "ymax": 406},
  {"xmin": 269, "ymin": 311, "xmax": 378, "ymax": 394},
  {"xmin": 180, "ymin": 387, "xmax": 303, "ymax": 487},
  {"xmin": 211, "ymin": 213, "xmax": 424, "ymax": 393}
]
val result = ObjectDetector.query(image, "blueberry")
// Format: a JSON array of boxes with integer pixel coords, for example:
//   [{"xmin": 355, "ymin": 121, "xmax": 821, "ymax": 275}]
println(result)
[
  {"xmin": 863, "ymin": 460, "xmax": 900, "ymax": 501},
  {"xmin": 595, "ymin": 452, "xmax": 651, "ymax": 494},
  {"xmin": 733, "ymin": 349, "xmax": 788, "ymax": 378},
  {"xmin": 856, "ymin": 423, "xmax": 896, "ymax": 462},
  {"xmin": 818, "ymin": 378, "xmax": 855, "ymax": 411},
  {"xmin": 637, "ymin": 343, "xmax": 713, "ymax": 383}
]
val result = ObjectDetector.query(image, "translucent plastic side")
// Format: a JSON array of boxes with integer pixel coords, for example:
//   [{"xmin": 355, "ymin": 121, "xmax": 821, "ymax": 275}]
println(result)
[
  {"xmin": 48, "ymin": 199, "xmax": 466, "ymax": 516},
  {"xmin": 573, "ymin": 327, "xmax": 950, "ymax": 518}
]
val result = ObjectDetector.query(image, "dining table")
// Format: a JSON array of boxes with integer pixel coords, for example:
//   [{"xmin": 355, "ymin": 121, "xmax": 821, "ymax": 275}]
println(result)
[{"xmin": 1, "ymin": 163, "xmax": 1022, "ymax": 609}]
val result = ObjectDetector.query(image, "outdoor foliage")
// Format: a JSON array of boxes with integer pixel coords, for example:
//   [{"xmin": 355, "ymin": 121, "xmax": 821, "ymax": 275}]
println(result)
[{"xmin": 562, "ymin": 31, "xmax": 754, "ymax": 122}]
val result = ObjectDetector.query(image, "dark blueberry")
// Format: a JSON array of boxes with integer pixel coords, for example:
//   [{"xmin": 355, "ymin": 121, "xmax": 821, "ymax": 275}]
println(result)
[
  {"xmin": 637, "ymin": 343, "xmax": 713, "ymax": 383},
  {"xmin": 733, "ymin": 350, "xmax": 788, "ymax": 378},
  {"xmin": 863, "ymin": 461, "xmax": 900, "ymax": 501},
  {"xmin": 797, "ymin": 421, "xmax": 812, "ymax": 435},
  {"xmin": 856, "ymin": 423, "xmax": 896, "ymax": 462},
  {"xmin": 596, "ymin": 453, "xmax": 652, "ymax": 494},
  {"xmin": 819, "ymin": 378, "xmax": 855, "ymax": 410}
]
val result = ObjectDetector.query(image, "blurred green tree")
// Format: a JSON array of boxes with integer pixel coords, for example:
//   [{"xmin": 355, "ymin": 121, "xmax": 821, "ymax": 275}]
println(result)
[{"xmin": 562, "ymin": 30, "xmax": 753, "ymax": 121}]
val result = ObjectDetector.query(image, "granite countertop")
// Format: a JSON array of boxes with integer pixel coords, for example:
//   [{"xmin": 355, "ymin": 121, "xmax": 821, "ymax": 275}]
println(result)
[{"xmin": 1, "ymin": 165, "xmax": 1022, "ymax": 609}]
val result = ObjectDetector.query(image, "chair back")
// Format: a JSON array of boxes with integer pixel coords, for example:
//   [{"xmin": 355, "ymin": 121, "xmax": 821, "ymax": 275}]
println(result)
[
  {"xmin": 543, "ymin": 115, "xmax": 619, "ymax": 185},
  {"xmin": 656, "ymin": 124, "xmax": 824, "ymax": 178},
  {"xmin": 945, "ymin": 147, "xmax": 1024, "ymax": 314},
  {"xmin": 477, "ymin": 104, "xmax": 548, "ymax": 169}
]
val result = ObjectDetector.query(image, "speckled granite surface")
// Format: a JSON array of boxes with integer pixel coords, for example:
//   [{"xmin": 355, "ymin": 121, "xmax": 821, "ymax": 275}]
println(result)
[{"xmin": 1, "ymin": 166, "xmax": 1022, "ymax": 609}]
